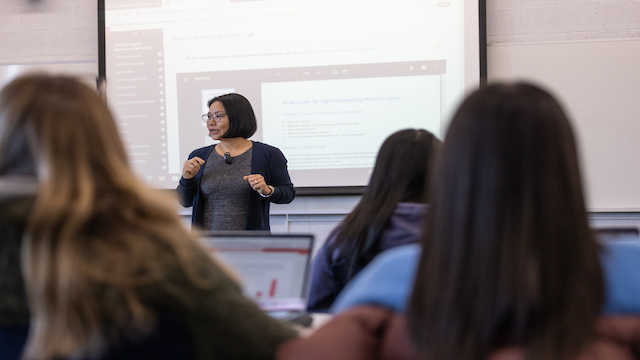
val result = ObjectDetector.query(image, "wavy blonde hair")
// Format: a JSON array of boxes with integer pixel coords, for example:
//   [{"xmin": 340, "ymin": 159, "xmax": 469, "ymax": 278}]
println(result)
[{"xmin": 0, "ymin": 74, "xmax": 211, "ymax": 359}]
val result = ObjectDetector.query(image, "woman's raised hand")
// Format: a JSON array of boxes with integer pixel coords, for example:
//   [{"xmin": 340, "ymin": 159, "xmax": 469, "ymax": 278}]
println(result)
[{"xmin": 183, "ymin": 157, "xmax": 205, "ymax": 179}]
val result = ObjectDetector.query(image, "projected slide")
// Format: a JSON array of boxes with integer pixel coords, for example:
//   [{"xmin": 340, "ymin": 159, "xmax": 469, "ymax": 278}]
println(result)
[{"xmin": 103, "ymin": 0, "xmax": 480, "ymax": 189}]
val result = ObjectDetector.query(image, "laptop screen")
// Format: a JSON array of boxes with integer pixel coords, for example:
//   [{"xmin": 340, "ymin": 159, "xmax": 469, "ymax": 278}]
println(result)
[{"xmin": 198, "ymin": 231, "xmax": 314, "ymax": 313}]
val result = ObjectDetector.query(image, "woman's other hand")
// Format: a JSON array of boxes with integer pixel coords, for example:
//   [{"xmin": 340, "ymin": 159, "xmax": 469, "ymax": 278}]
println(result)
[{"xmin": 244, "ymin": 174, "xmax": 273, "ymax": 196}]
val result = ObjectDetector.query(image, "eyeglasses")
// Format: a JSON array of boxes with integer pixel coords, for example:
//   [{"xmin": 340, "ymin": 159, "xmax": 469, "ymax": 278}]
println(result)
[{"xmin": 202, "ymin": 112, "xmax": 226, "ymax": 123}]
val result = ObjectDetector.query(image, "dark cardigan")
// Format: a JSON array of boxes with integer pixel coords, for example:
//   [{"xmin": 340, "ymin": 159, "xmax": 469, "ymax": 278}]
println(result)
[{"xmin": 176, "ymin": 141, "xmax": 295, "ymax": 230}]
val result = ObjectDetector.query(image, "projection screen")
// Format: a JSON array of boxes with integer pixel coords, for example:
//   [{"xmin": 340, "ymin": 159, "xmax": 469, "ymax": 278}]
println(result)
[{"xmin": 100, "ymin": 0, "xmax": 485, "ymax": 194}]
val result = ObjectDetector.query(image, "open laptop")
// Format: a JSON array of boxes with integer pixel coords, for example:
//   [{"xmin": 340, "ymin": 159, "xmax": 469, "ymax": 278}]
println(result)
[{"xmin": 198, "ymin": 231, "xmax": 314, "ymax": 323}]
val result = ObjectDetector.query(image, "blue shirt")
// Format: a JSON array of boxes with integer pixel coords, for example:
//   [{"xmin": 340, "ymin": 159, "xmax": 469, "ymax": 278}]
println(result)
[
  {"xmin": 332, "ymin": 240, "xmax": 640, "ymax": 314},
  {"xmin": 307, "ymin": 203, "xmax": 427, "ymax": 312}
]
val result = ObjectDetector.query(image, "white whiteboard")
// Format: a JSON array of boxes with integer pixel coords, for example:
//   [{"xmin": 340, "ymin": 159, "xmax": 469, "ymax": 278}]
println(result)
[{"xmin": 487, "ymin": 40, "xmax": 640, "ymax": 211}]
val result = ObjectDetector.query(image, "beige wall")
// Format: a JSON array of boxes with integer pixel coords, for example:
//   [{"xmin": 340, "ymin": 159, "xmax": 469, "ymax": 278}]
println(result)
[
  {"xmin": 0, "ymin": 1, "xmax": 96, "ymax": 64},
  {"xmin": 486, "ymin": 1, "xmax": 640, "ymax": 211},
  {"xmin": 487, "ymin": 0, "xmax": 640, "ymax": 44}
]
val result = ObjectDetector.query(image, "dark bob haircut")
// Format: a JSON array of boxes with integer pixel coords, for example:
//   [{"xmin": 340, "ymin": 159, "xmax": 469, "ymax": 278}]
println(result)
[{"xmin": 207, "ymin": 93, "xmax": 257, "ymax": 139}]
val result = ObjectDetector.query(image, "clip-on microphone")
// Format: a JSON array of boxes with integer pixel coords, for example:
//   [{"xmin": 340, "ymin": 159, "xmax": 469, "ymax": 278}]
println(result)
[{"xmin": 224, "ymin": 152, "xmax": 233, "ymax": 164}]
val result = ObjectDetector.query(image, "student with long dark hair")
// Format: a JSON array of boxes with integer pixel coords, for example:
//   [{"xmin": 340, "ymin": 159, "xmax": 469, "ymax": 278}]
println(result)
[
  {"xmin": 277, "ymin": 83, "xmax": 640, "ymax": 360},
  {"xmin": 406, "ymin": 83, "xmax": 604, "ymax": 360},
  {"xmin": 0, "ymin": 74, "xmax": 296, "ymax": 360},
  {"xmin": 307, "ymin": 129, "xmax": 441, "ymax": 311}
]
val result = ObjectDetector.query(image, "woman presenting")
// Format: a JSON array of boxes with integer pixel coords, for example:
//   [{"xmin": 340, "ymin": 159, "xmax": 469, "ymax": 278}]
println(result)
[{"xmin": 177, "ymin": 93, "xmax": 295, "ymax": 231}]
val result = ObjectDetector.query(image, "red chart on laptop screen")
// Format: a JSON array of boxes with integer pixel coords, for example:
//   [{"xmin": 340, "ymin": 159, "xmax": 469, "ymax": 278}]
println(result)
[{"xmin": 200, "ymin": 233, "xmax": 314, "ymax": 312}]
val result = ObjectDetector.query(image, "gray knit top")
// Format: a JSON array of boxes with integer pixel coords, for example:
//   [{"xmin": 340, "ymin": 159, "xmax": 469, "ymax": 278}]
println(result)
[{"xmin": 201, "ymin": 146, "xmax": 252, "ymax": 230}]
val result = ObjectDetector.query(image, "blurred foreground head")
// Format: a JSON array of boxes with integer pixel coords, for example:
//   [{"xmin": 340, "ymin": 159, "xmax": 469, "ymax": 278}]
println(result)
[
  {"xmin": 408, "ymin": 83, "xmax": 604, "ymax": 360},
  {"xmin": 0, "ymin": 74, "xmax": 196, "ymax": 359}
]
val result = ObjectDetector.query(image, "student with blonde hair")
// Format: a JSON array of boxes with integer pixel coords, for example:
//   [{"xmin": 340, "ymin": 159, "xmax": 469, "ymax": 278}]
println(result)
[{"xmin": 0, "ymin": 74, "xmax": 296, "ymax": 360}]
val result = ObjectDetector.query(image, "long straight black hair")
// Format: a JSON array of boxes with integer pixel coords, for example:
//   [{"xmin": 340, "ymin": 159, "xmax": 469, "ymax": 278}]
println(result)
[
  {"xmin": 407, "ymin": 83, "xmax": 604, "ymax": 360},
  {"xmin": 329, "ymin": 128, "xmax": 441, "ymax": 280}
]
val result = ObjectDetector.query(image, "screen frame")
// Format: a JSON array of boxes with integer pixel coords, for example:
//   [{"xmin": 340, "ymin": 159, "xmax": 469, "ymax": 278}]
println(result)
[{"xmin": 97, "ymin": 0, "xmax": 488, "ymax": 196}]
